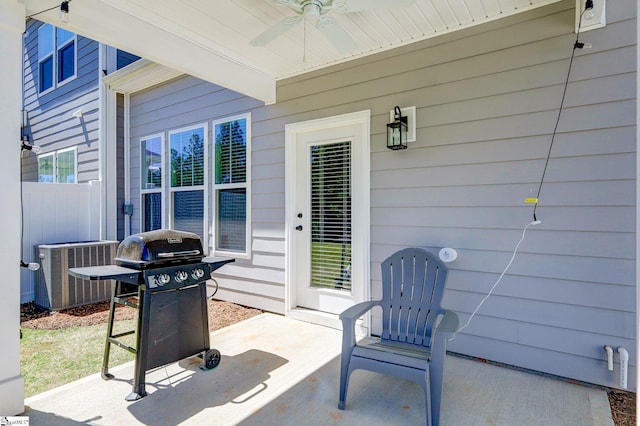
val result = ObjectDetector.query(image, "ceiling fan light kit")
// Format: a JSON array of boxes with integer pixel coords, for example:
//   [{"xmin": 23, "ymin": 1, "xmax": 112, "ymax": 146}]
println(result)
[{"xmin": 250, "ymin": 0, "xmax": 415, "ymax": 54}]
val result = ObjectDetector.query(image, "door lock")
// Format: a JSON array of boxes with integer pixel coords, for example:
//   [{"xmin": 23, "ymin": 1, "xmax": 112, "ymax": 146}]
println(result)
[{"xmin": 295, "ymin": 225, "xmax": 303, "ymax": 231}]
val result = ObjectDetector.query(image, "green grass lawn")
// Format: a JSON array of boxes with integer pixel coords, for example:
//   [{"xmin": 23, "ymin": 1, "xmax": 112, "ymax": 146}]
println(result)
[
  {"xmin": 21, "ymin": 320, "xmax": 136, "ymax": 397},
  {"xmin": 311, "ymin": 241, "xmax": 351, "ymax": 290}
]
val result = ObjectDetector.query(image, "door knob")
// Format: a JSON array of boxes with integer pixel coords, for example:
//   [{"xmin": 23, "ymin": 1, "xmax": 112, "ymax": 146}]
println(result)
[{"xmin": 296, "ymin": 225, "xmax": 303, "ymax": 231}]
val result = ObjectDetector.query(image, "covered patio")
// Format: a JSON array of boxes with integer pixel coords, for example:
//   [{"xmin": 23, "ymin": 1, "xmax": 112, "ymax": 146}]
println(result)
[
  {"xmin": 0, "ymin": 0, "xmax": 638, "ymax": 419},
  {"xmin": 24, "ymin": 314, "xmax": 612, "ymax": 425}
]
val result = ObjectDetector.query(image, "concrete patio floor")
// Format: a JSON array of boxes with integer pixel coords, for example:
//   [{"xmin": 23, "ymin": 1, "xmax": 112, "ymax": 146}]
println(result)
[{"xmin": 23, "ymin": 313, "xmax": 613, "ymax": 425}]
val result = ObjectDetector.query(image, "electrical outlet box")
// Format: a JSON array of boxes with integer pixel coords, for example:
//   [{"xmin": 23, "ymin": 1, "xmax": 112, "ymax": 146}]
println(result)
[{"xmin": 123, "ymin": 203, "xmax": 134, "ymax": 215}]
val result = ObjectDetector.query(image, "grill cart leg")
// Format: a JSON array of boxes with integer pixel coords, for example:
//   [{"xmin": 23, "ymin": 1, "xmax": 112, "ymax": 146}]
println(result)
[
  {"xmin": 127, "ymin": 287, "xmax": 149, "ymax": 401},
  {"xmin": 101, "ymin": 281, "xmax": 119, "ymax": 380},
  {"xmin": 102, "ymin": 281, "xmax": 138, "ymax": 381}
]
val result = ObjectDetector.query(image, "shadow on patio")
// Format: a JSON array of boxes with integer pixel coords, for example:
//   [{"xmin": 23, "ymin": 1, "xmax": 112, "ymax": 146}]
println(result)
[{"xmin": 24, "ymin": 313, "xmax": 613, "ymax": 425}]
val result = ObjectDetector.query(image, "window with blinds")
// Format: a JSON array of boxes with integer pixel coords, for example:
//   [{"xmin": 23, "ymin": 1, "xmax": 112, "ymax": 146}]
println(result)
[
  {"xmin": 141, "ymin": 135, "xmax": 163, "ymax": 231},
  {"xmin": 143, "ymin": 192, "xmax": 162, "ymax": 232},
  {"xmin": 213, "ymin": 114, "xmax": 250, "ymax": 255},
  {"xmin": 310, "ymin": 141, "xmax": 352, "ymax": 291},
  {"xmin": 170, "ymin": 128, "xmax": 204, "ymax": 188},
  {"xmin": 169, "ymin": 127, "xmax": 205, "ymax": 242}
]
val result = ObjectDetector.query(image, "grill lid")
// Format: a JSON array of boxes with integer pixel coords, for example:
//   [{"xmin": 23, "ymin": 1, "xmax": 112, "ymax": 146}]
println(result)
[{"xmin": 115, "ymin": 229, "xmax": 204, "ymax": 269}]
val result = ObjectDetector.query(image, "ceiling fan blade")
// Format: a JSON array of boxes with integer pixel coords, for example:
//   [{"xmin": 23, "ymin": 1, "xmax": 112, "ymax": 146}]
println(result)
[
  {"xmin": 333, "ymin": 0, "xmax": 415, "ymax": 13},
  {"xmin": 250, "ymin": 16, "xmax": 302, "ymax": 47},
  {"xmin": 316, "ymin": 16, "xmax": 357, "ymax": 54}
]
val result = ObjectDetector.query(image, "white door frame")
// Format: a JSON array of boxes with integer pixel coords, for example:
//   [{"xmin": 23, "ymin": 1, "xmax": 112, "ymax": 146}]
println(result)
[{"xmin": 285, "ymin": 110, "xmax": 370, "ymax": 330}]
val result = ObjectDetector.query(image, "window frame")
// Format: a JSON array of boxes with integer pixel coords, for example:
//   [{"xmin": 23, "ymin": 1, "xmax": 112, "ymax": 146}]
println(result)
[
  {"xmin": 37, "ymin": 152, "xmax": 55, "ymax": 183},
  {"xmin": 55, "ymin": 27, "xmax": 77, "ymax": 88},
  {"xmin": 37, "ymin": 23, "xmax": 77, "ymax": 95},
  {"xmin": 211, "ymin": 113, "xmax": 251, "ymax": 259},
  {"xmin": 55, "ymin": 146, "xmax": 77, "ymax": 183},
  {"xmin": 37, "ymin": 24, "xmax": 55, "ymax": 95},
  {"xmin": 168, "ymin": 124, "xmax": 208, "ymax": 249},
  {"xmin": 140, "ymin": 133, "xmax": 165, "ymax": 232},
  {"xmin": 37, "ymin": 147, "xmax": 77, "ymax": 183}
]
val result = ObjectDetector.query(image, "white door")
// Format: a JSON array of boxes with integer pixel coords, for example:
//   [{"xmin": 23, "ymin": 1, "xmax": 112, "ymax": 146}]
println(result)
[{"xmin": 285, "ymin": 111, "xmax": 370, "ymax": 323}]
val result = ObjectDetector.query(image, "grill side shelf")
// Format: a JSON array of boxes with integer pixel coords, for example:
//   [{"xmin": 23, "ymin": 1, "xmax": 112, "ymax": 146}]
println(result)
[
  {"xmin": 202, "ymin": 257, "xmax": 235, "ymax": 272},
  {"xmin": 69, "ymin": 265, "xmax": 141, "ymax": 282}
]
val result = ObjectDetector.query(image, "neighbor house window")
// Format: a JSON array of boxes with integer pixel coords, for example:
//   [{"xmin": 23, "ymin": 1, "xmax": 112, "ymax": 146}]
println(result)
[
  {"xmin": 169, "ymin": 125, "xmax": 206, "ymax": 243},
  {"xmin": 37, "ymin": 153, "xmax": 55, "ymax": 183},
  {"xmin": 213, "ymin": 113, "xmax": 250, "ymax": 256},
  {"xmin": 38, "ymin": 147, "xmax": 77, "ymax": 183},
  {"xmin": 38, "ymin": 23, "xmax": 76, "ymax": 94},
  {"xmin": 140, "ymin": 134, "xmax": 163, "ymax": 232}
]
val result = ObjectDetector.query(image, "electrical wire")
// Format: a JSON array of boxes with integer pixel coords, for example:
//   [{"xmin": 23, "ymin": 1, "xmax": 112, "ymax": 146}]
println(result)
[
  {"xmin": 20, "ymin": 149, "xmax": 26, "ymax": 264},
  {"xmin": 532, "ymin": 6, "xmax": 588, "ymax": 222},
  {"xmin": 452, "ymin": 5, "xmax": 591, "ymax": 339},
  {"xmin": 452, "ymin": 220, "xmax": 541, "ymax": 339},
  {"xmin": 208, "ymin": 278, "xmax": 219, "ymax": 299}
]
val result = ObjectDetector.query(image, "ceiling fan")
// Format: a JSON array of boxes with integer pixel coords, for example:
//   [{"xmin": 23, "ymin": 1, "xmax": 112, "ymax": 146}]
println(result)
[{"xmin": 250, "ymin": 0, "xmax": 415, "ymax": 54}]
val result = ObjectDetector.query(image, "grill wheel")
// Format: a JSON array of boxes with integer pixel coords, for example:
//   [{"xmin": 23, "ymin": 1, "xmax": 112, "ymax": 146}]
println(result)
[{"xmin": 203, "ymin": 349, "xmax": 222, "ymax": 370}]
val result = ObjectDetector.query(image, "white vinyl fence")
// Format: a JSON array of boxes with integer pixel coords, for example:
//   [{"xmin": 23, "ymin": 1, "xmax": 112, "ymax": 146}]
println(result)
[{"xmin": 20, "ymin": 181, "xmax": 102, "ymax": 303}]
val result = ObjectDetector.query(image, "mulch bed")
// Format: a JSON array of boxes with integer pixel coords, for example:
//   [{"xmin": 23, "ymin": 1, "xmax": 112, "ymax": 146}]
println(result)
[
  {"xmin": 608, "ymin": 389, "xmax": 636, "ymax": 426},
  {"xmin": 20, "ymin": 301, "xmax": 635, "ymax": 425},
  {"xmin": 20, "ymin": 299, "xmax": 262, "ymax": 332}
]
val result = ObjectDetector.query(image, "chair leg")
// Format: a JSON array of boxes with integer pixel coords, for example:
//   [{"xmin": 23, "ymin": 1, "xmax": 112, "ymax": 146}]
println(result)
[
  {"xmin": 423, "ymin": 368, "xmax": 432, "ymax": 426},
  {"xmin": 338, "ymin": 355, "xmax": 351, "ymax": 410},
  {"xmin": 429, "ymin": 363, "xmax": 443, "ymax": 426}
]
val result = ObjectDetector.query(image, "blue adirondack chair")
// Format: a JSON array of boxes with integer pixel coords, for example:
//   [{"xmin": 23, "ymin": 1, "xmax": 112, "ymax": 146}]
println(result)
[{"xmin": 338, "ymin": 248, "xmax": 458, "ymax": 426}]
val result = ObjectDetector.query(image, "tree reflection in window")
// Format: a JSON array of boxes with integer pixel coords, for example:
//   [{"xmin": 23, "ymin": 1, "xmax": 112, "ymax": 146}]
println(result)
[
  {"xmin": 171, "ymin": 130, "xmax": 204, "ymax": 187},
  {"xmin": 215, "ymin": 120, "xmax": 246, "ymax": 185}
]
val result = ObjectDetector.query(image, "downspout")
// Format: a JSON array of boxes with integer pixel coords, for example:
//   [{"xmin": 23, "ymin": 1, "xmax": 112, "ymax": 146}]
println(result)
[
  {"xmin": 635, "ymin": 0, "xmax": 640, "ymax": 402},
  {"xmin": 98, "ymin": 44, "xmax": 117, "ymax": 240},
  {"xmin": 124, "ymin": 92, "xmax": 131, "ymax": 237},
  {"xmin": 98, "ymin": 43, "xmax": 107, "ymax": 240}
]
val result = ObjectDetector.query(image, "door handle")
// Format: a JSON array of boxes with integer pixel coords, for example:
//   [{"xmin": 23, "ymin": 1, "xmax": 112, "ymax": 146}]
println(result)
[{"xmin": 296, "ymin": 225, "xmax": 303, "ymax": 231}]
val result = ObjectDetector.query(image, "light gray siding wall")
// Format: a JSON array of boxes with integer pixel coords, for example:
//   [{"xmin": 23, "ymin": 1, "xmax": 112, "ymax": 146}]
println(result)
[
  {"xmin": 128, "ymin": 0, "xmax": 636, "ymax": 389},
  {"xmin": 22, "ymin": 20, "xmax": 101, "ymax": 183}
]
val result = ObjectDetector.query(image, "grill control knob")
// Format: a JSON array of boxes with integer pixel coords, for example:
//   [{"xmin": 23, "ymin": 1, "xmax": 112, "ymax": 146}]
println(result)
[
  {"xmin": 157, "ymin": 273, "xmax": 171, "ymax": 285},
  {"xmin": 191, "ymin": 268, "xmax": 205, "ymax": 280},
  {"xmin": 175, "ymin": 270, "xmax": 189, "ymax": 282}
]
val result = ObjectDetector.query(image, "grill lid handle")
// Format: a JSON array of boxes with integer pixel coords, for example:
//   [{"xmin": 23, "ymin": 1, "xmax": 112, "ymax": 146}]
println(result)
[{"xmin": 156, "ymin": 249, "xmax": 201, "ymax": 258}]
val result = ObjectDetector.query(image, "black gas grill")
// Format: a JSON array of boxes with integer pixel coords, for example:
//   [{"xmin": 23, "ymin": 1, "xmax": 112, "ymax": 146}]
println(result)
[{"xmin": 69, "ymin": 229, "xmax": 234, "ymax": 401}]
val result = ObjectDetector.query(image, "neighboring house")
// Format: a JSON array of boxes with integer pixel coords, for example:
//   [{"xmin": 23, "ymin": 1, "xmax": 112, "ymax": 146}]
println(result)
[
  {"xmin": 105, "ymin": 0, "xmax": 636, "ymax": 393},
  {"xmin": 19, "ymin": 18, "xmax": 139, "ymax": 302}
]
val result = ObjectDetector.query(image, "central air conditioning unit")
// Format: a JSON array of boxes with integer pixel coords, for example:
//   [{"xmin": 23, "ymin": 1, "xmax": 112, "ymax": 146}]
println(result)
[{"xmin": 34, "ymin": 240, "xmax": 119, "ymax": 311}]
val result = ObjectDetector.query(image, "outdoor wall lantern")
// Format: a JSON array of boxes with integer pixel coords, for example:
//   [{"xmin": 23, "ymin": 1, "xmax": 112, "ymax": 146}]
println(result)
[
  {"xmin": 21, "ymin": 141, "xmax": 41, "ymax": 154},
  {"xmin": 386, "ymin": 106, "xmax": 408, "ymax": 150}
]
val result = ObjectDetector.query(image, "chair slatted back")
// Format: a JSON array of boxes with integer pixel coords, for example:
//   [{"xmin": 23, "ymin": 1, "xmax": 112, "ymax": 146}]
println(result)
[{"xmin": 380, "ymin": 248, "xmax": 448, "ymax": 347}]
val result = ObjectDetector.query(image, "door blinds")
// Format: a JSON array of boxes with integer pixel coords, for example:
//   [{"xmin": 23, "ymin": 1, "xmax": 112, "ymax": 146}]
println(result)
[{"xmin": 310, "ymin": 141, "xmax": 352, "ymax": 291}]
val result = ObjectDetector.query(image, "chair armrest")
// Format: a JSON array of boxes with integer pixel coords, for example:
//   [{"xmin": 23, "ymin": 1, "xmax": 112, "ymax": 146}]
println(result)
[
  {"xmin": 339, "ymin": 300, "xmax": 379, "ymax": 351},
  {"xmin": 339, "ymin": 300, "xmax": 377, "ymax": 322},
  {"xmin": 430, "ymin": 310, "xmax": 459, "ymax": 365},
  {"xmin": 435, "ymin": 310, "xmax": 459, "ymax": 335}
]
